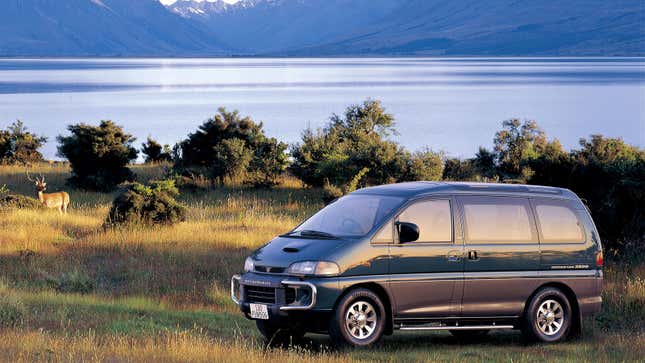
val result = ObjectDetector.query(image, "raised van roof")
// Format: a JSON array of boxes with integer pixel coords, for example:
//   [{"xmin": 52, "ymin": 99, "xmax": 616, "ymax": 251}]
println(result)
[{"xmin": 352, "ymin": 181, "xmax": 579, "ymax": 200}]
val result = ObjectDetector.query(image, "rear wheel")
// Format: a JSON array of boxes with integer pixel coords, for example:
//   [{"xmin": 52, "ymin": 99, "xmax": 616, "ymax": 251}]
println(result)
[
  {"xmin": 522, "ymin": 287, "xmax": 572, "ymax": 343},
  {"xmin": 329, "ymin": 288, "xmax": 386, "ymax": 347},
  {"xmin": 256, "ymin": 320, "xmax": 305, "ymax": 347},
  {"xmin": 449, "ymin": 329, "xmax": 490, "ymax": 341}
]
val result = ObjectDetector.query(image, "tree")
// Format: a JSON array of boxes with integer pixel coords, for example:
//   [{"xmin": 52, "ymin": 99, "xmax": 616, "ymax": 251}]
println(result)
[
  {"xmin": 493, "ymin": 119, "xmax": 547, "ymax": 178},
  {"xmin": 442, "ymin": 158, "xmax": 478, "ymax": 181},
  {"xmin": 57, "ymin": 121, "xmax": 138, "ymax": 191},
  {"xmin": 403, "ymin": 148, "xmax": 444, "ymax": 181},
  {"xmin": 473, "ymin": 147, "xmax": 497, "ymax": 179},
  {"xmin": 176, "ymin": 108, "xmax": 288, "ymax": 187},
  {"xmin": 212, "ymin": 138, "xmax": 252, "ymax": 184},
  {"xmin": 0, "ymin": 121, "xmax": 47, "ymax": 165},
  {"xmin": 248, "ymin": 138, "xmax": 289, "ymax": 187},
  {"xmin": 290, "ymin": 99, "xmax": 408, "ymax": 189},
  {"xmin": 141, "ymin": 137, "xmax": 172, "ymax": 163}
]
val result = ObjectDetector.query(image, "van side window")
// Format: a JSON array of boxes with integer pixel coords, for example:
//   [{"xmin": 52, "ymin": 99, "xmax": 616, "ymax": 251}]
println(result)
[
  {"xmin": 372, "ymin": 220, "xmax": 394, "ymax": 244},
  {"xmin": 461, "ymin": 197, "xmax": 535, "ymax": 243},
  {"xmin": 398, "ymin": 199, "xmax": 452, "ymax": 243},
  {"xmin": 534, "ymin": 202, "xmax": 585, "ymax": 243}
]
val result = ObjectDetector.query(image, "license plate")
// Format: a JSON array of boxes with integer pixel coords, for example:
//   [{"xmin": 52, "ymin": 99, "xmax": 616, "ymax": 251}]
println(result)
[{"xmin": 249, "ymin": 303, "xmax": 269, "ymax": 320}]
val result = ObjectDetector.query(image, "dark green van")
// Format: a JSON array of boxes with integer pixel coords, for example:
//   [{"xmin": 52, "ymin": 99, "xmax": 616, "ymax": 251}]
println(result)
[{"xmin": 231, "ymin": 182, "xmax": 603, "ymax": 347}]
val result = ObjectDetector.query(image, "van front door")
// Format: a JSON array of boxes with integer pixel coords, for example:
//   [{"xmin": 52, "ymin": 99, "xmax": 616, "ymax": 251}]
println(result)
[
  {"xmin": 388, "ymin": 198, "xmax": 464, "ymax": 319},
  {"xmin": 457, "ymin": 196, "xmax": 540, "ymax": 317}
]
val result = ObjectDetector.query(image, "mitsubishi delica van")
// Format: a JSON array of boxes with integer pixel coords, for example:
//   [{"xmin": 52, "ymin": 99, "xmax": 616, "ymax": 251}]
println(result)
[{"xmin": 231, "ymin": 182, "xmax": 603, "ymax": 347}]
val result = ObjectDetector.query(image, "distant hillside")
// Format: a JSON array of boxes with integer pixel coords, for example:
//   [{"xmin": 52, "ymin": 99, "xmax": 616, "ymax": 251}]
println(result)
[
  {"xmin": 169, "ymin": 0, "xmax": 405, "ymax": 54},
  {"xmin": 0, "ymin": 0, "xmax": 228, "ymax": 56},
  {"xmin": 172, "ymin": 0, "xmax": 644, "ymax": 56},
  {"xmin": 287, "ymin": 0, "xmax": 645, "ymax": 56},
  {"xmin": 1, "ymin": 0, "xmax": 643, "ymax": 56}
]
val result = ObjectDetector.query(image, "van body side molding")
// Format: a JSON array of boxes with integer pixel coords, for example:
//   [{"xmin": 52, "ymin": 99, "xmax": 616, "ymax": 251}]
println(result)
[
  {"xmin": 385, "ymin": 269, "xmax": 599, "ymax": 282},
  {"xmin": 462, "ymin": 269, "xmax": 599, "ymax": 279}
]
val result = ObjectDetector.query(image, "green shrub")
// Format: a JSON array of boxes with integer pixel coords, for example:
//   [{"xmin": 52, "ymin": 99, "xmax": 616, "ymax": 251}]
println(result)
[
  {"xmin": 290, "ymin": 99, "xmax": 409, "ymax": 189},
  {"xmin": 212, "ymin": 138, "xmax": 252, "ymax": 184},
  {"xmin": 247, "ymin": 138, "xmax": 289, "ymax": 188},
  {"xmin": 403, "ymin": 148, "xmax": 444, "ymax": 181},
  {"xmin": 0, "ymin": 194, "xmax": 44, "ymax": 209},
  {"xmin": 175, "ymin": 108, "xmax": 288, "ymax": 186},
  {"xmin": 105, "ymin": 179, "xmax": 187, "ymax": 227},
  {"xmin": 0, "ymin": 120, "xmax": 46, "ymax": 165},
  {"xmin": 57, "ymin": 120, "xmax": 138, "ymax": 191}
]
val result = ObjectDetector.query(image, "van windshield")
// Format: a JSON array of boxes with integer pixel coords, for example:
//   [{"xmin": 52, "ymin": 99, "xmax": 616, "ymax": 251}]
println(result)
[{"xmin": 292, "ymin": 194, "xmax": 404, "ymax": 238}]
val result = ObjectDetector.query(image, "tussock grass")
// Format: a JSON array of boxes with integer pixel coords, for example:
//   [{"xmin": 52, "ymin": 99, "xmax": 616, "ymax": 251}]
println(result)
[{"xmin": 0, "ymin": 164, "xmax": 643, "ymax": 362}]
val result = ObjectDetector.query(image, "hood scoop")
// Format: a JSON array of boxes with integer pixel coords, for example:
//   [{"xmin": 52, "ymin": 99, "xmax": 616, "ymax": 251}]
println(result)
[{"xmin": 282, "ymin": 241, "xmax": 309, "ymax": 253}]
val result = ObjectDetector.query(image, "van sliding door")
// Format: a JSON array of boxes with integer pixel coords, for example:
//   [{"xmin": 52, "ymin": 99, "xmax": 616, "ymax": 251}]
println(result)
[{"xmin": 457, "ymin": 196, "xmax": 540, "ymax": 317}]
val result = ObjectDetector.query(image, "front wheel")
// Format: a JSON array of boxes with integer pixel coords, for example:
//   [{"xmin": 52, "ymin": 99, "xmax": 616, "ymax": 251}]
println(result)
[{"xmin": 329, "ymin": 288, "xmax": 387, "ymax": 347}]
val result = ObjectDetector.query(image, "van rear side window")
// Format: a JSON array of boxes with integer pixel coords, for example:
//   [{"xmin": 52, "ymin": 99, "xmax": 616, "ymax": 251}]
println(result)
[
  {"xmin": 461, "ymin": 197, "xmax": 535, "ymax": 243},
  {"xmin": 534, "ymin": 202, "xmax": 585, "ymax": 243}
]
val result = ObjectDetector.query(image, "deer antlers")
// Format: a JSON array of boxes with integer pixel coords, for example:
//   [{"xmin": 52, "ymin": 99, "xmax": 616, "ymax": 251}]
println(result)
[{"xmin": 26, "ymin": 171, "xmax": 45, "ymax": 184}]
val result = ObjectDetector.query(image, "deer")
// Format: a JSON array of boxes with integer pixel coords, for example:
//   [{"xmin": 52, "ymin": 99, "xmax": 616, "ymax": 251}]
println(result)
[{"xmin": 27, "ymin": 172, "xmax": 70, "ymax": 214}]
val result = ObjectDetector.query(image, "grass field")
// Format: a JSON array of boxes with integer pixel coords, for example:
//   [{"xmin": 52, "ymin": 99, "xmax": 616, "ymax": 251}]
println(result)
[{"xmin": 0, "ymin": 164, "xmax": 643, "ymax": 362}]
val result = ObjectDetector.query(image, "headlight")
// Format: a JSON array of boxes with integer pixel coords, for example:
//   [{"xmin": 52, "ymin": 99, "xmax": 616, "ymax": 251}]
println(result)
[
  {"xmin": 244, "ymin": 257, "xmax": 255, "ymax": 272},
  {"xmin": 287, "ymin": 261, "xmax": 340, "ymax": 276}
]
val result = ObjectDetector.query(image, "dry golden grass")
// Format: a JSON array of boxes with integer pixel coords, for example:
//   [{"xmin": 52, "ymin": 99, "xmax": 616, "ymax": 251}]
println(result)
[{"xmin": 0, "ymin": 163, "xmax": 643, "ymax": 362}]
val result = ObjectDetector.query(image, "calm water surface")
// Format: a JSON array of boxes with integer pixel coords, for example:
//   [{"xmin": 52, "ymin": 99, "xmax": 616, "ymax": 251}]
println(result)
[{"xmin": 0, "ymin": 58, "xmax": 643, "ymax": 159}]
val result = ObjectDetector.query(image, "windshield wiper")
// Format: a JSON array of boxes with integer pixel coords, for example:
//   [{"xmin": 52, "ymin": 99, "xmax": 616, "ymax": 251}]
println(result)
[{"xmin": 284, "ymin": 230, "xmax": 338, "ymax": 239}]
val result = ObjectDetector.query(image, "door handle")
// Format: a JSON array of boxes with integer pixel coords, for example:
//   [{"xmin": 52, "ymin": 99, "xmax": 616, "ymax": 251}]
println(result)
[
  {"xmin": 467, "ymin": 250, "xmax": 480, "ymax": 261},
  {"xmin": 447, "ymin": 250, "xmax": 462, "ymax": 262}
]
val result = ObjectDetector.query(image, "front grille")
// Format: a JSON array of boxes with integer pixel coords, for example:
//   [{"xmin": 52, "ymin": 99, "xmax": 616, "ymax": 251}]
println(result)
[
  {"xmin": 285, "ymin": 287, "xmax": 296, "ymax": 304},
  {"xmin": 254, "ymin": 265, "xmax": 286, "ymax": 274},
  {"xmin": 245, "ymin": 285, "xmax": 276, "ymax": 304}
]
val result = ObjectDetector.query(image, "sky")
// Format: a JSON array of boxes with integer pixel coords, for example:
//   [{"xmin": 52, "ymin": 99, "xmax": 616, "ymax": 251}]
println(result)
[{"xmin": 160, "ymin": 0, "xmax": 240, "ymax": 4}]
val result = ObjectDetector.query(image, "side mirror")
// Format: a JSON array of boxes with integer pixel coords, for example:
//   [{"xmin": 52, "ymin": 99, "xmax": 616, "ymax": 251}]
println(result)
[{"xmin": 396, "ymin": 222, "xmax": 419, "ymax": 243}]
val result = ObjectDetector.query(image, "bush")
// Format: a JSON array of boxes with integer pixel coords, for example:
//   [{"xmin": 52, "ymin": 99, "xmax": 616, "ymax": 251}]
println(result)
[
  {"xmin": 175, "ymin": 108, "xmax": 288, "ymax": 187},
  {"xmin": 0, "ymin": 120, "xmax": 46, "ymax": 165},
  {"xmin": 403, "ymin": 148, "xmax": 444, "ymax": 181},
  {"xmin": 105, "ymin": 180, "xmax": 187, "ymax": 227},
  {"xmin": 212, "ymin": 138, "xmax": 252, "ymax": 184},
  {"xmin": 0, "ymin": 194, "xmax": 44, "ymax": 209},
  {"xmin": 290, "ymin": 99, "xmax": 409, "ymax": 190},
  {"xmin": 141, "ymin": 137, "xmax": 172, "ymax": 164},
  {"xmin": 57, "ymin": 121, "xmax": 138, "ymax": 191},
  {"xmin": 247, "ymin": 138, "xmax": 289, "ymax": 187}
]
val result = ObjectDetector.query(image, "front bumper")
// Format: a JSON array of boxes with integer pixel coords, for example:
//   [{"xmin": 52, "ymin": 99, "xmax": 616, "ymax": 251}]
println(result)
[
  {"xmin": 231, "ymin": 272, "xmax": 340, "ymax": 321},
  {"xmin": 231, "ymin": 274, "xmax": 317, "ymax": 311}
]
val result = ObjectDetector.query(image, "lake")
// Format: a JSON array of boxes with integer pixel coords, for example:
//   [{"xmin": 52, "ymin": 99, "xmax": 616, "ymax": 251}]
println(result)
[{"xmin": 0, "ymin": 58, "xmax": 643, "ymax": 160}]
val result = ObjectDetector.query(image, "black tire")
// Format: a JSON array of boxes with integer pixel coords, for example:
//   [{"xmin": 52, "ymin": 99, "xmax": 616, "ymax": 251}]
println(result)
[
  {"xmin": 449, "ymin": 329, "xmax": 490, "ymax": 341},
  {"xmin": 256, "ymin": 320, "xmax": 305, "ymax": 347},
  {"xmin": 329, "ymin": 288, "xmax": 387, "ymax": 348},
  {"xmin": 522, "ymin": 287, "xmax": 573, "ymax": 343}
]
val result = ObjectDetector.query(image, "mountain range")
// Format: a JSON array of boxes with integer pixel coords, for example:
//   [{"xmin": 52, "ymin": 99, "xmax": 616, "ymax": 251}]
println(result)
[{"xmin": 1, "ymin": 0, "xmax": 643, "ymax": 57}]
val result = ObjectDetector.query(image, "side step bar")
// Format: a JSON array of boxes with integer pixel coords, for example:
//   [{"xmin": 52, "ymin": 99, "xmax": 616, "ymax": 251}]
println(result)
[{"xmin": 399, "ymin": 324, "xmax": 514, "ymax": 331}]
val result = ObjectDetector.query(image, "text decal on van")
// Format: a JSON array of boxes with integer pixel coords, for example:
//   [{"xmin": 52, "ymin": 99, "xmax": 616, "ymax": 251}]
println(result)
[{"xmin": 551, "ymin": 264, "xmax": 590, "ymax": 269}]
